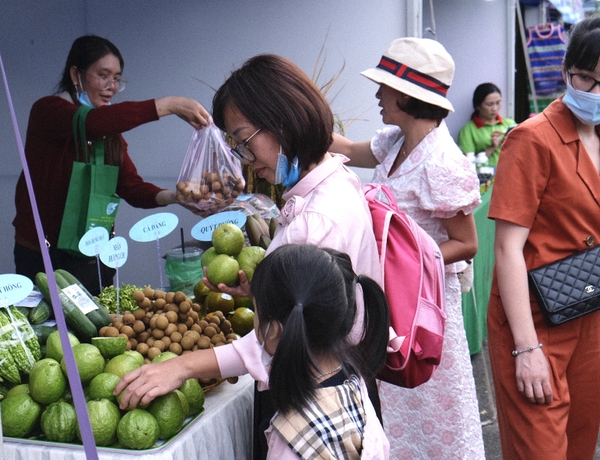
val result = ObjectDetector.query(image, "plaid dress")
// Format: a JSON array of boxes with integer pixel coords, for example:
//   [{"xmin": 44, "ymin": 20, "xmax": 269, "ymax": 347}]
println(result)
[{"xmin": 270, "ymin": 375, "xmax": 366, "ymax": 460}]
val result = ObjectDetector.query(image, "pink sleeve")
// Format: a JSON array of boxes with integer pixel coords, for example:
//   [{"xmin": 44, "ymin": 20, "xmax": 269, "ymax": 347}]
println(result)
[{"xmin": 213, "ymin": 330, "xmax": 270, "ymax": 390}]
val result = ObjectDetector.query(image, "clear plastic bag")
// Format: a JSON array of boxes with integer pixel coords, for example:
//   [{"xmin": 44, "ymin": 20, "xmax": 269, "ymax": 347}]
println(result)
[{"xmin": 176, "ymin": 123, "xmax": 246, "ymax": 215}]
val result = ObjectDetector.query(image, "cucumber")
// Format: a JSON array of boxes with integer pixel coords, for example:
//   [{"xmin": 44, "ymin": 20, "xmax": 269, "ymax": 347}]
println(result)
[
  {"xmin": 30, "ymin": 324, "xmax": 58, "ymax": 345},
  {"xmin": 54, "ymin": 269, "xmax": 111, "ymax": 325},
  {"xmin": 34, "ymin": 272, "xmax": 97, "ymax": 342},
  {"xmin": 53, "ymin": 270, "xmax": 110, "ymax": 331},
  {"xmin": 28, "ymin": 298, "xmax": 53, "ymax": 325}
]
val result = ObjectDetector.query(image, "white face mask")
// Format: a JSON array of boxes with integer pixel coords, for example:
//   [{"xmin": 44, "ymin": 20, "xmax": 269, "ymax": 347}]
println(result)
[{"xmin": 562, "ymin": 81, "xmax": 600, "ymax": 126}]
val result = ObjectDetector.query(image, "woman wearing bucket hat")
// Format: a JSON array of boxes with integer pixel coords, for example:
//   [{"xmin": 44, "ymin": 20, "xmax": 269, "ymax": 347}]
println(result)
[{"xmin": 331, "ymin": 37, "xmax": 485, "ymax": 459}]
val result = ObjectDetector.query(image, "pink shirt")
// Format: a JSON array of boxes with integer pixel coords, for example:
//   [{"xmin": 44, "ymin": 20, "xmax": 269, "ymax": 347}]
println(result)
[{"xmin": 215, "ymin": 153, "xmax": 381, "ymax": 381}]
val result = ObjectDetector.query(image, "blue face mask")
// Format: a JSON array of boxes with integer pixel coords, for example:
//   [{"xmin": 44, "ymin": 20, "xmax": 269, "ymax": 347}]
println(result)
[
  {"xmin": 76, "ymin": 74, "xmax": 93, "ymax": 107},
  {"xmin": 274, "ymin": 147, "xmax": 300, "ymax": 187},
  {"xmin": 562, "ymin": 82, "xmax": 600, "ymax": 126}
]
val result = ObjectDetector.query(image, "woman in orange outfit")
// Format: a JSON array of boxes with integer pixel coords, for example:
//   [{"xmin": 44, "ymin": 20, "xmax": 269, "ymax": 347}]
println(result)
[{"xmin": 488, "ymin": 14, "xmax": 600, "ymax": 459}]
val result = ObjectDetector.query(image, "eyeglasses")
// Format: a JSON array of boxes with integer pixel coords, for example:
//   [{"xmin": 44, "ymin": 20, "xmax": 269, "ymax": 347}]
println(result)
[
  {"xmin": 82, "ymin": 71, "xmax": 127, "ymax": 92},
  {"xmin": 568, "ymin": 70, "xmax": 600, "ymax": 93},
  {"xmin": 230, "ymin": 128, "xmax": 261, "ymax": 163}
]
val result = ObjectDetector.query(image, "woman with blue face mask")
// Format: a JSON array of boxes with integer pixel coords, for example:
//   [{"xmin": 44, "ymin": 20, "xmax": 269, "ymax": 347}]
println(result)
[
  {"xmin": 12, "ymin": 34, "xmax": 209, "ymax": 295},
  {"xmin": 487, "ymin": 14, "xmax": 600, "ymax": 459},
  {"xmin": 114, "ymin": 54, "xmax": 384, "ymax": 460}
]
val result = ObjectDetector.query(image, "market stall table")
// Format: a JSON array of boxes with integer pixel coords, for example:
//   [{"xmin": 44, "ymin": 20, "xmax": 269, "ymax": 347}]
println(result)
[
  {"xmin": 3, "ymin": 373, "xmax": 254, "ymax": 460},
  {"xmin": 461, "ymin": 185, "xmax": 495, "ymax": 355}
]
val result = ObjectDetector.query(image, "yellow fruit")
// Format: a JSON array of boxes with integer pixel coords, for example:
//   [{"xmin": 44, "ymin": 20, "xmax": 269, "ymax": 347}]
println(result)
[
  {"xmin": 45, "ymin": 330, "xmax": 80, "ymax": 363},
  {"xmin": 88, "ymin": 372, "xmax": 122, "ymax": 404},
  {"xmin": 212, "ymin": 223, "xmax": 245, "ymax": 256},
  {"xmin": 1, "ymin": 393, "xmax": 42, "ymax": 437},
  {"xmin": 147, "ymin": 391, "xmax": 185, "ymax": 439},
  {"xmin": 79, "ymin": 399, "xmax": 121, "ymax": 446},
  {"xmin": 204, "ymin": 291, "xmax": 235, "ymax": 315},
  {"xmin": 117, "ymin": 409, "xmax": 160, "ymax": 449},
  {"xmin": 229, "ymin": 307, "xmax": 255, "ymax": 336},
  {"xmin": 29, "ymin": 358, "xmax": 67, "ymax": 405},
  {"xmin": 178, "ymin": 378, "xmax": 205, "ymax": 416},
  {"xmin": 206, "ymin": 254, "xmax": 240, "ymax": 286},
  {"xmin": 104, "ymin": 354, "xmax": 141, "ymax": 379},
  {"xmin": 91, "ymin": 336, "xmax": 128, "ymax": 359},
  {"xmin": 41, "ymin": 401, "xmax": 78, "ymax": 442},
  {"xmin": 61, "ymin": 343, "xmax": 105, "ymax": 384}
]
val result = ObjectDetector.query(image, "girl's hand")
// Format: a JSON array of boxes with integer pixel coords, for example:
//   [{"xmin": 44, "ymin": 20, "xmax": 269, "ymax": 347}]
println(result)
[{"xmin": 155, "ymin": 96, "xmax": 210, "ymax": 130}]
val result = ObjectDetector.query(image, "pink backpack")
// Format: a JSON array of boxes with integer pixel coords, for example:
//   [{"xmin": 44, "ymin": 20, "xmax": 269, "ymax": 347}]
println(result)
[{"xmin": 363, "ymin": 183, "xmax": 446, "ymax": 388}]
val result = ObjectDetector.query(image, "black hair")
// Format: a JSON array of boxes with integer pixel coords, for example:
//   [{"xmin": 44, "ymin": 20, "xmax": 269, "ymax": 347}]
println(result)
[
  {"xmin": 212, "ymin": 54, "xmax": 334, "ymax": 171},
  {"xmin": 57, "ymin": 35, "xmax": 124, "ymax": 97},
  {"xmin": 56, "ymin": 35, "xmax": 125, "ymax": 166},
  {"xmin": 564, "ymin": 14, "xmax": 600, "ymax": 72},
  {"xmin": 251, "ymin": 244, "xmax": 390, "ymax": 415},
  {"xmin": 472, "ymin": 82, "xmax": 502, "ymax": 116},
  {"xmin": 397, "ymin": 95, "xmax": 449, "ymax": 121}
]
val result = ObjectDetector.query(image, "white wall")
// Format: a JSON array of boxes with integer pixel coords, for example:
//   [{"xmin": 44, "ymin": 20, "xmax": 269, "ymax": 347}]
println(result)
[{"xmin": 0, "ymin": 0, "xmax": 514, "ymax": 288}]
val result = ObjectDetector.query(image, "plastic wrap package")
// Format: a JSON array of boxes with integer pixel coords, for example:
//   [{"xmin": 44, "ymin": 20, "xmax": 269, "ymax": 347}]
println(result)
[{"xmin": 176, "ymin": 123, "xmax": 246, "ymax": 216}]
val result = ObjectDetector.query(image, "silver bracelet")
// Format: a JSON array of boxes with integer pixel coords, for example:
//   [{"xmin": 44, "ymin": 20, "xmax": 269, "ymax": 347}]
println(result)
[{"xmin": 511, "ymin": 343, "xmax": 543, "ymax": 357}]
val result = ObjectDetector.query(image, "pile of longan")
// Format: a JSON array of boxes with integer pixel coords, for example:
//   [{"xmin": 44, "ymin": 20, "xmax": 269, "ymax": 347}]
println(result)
[
  {"xmin": 175, "ymin": 170, "xmax": 245, "ymax": 213},
  {"xmin": 98, "ymin": 286, "xmax": 239, "ymax": 364}
]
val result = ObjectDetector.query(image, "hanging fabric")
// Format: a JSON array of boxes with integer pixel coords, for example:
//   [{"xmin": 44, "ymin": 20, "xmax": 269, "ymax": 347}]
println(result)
[{"xmin": 526, "ymin": 22, "xmax": 567, "ymax": 112}]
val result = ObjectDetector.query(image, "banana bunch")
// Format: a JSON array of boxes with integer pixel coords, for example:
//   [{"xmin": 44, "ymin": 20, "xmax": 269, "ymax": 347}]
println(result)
[{"xmin": 244, "ymin": 213, "xmax": 278, "ymax": 249}]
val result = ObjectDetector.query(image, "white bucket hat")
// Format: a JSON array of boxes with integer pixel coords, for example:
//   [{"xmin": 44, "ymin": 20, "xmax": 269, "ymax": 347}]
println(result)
[{"xmin": 361, "ymin": 37, "xmax": 455, "ymax": 112}]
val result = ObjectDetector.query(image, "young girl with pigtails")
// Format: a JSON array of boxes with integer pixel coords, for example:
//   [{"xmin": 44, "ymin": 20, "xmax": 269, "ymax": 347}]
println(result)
[{"xmin": 250, "ymin": 243, "xmax": 390, "ymax": 460}]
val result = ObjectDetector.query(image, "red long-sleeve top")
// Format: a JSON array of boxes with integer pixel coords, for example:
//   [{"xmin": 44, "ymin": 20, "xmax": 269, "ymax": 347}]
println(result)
[{"xmin": 13, "ymin": 95, "xmax": 165, "ymax": 250}]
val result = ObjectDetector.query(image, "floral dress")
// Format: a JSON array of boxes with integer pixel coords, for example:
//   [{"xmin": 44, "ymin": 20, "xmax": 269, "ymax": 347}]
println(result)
[{"xmin": 371, "ymin": 122, "xmax": 485, "ymax": 459}]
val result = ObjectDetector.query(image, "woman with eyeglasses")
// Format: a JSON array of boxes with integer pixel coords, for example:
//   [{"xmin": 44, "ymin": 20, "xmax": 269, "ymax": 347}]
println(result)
[
  {"xmin": 488, "ymin": 14, "xmax": 600, "ymax": 459},
  {"xmin": 457, "ymin": 82, "xmax": 516, "ymax": 167},
  {"xmin": 115, "ymin": 54, "xmax": 384, "ymax": 460},
  {"xmin": 12, "ymin": 34, "xmax": 209, "ymax": 295}
]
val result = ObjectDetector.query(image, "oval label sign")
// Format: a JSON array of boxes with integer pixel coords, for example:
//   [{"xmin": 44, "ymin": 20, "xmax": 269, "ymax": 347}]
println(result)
[
  {"xmin": 100, "ymin": 236, "xmax": 129, "ymax": 269},
  {"xmin": 0, "ymin": 274, "xmax": 34, "ymax": 307},
  {"xmin": 129, "ymin": 212, "xmax": 179, "ymax": 243},
  {"xmin": 78, "ymin": 227, "xmax": 110, "ymax": 257},
  {"xmin": 191, "ymin": 211, "xmax": 247, "ymax": 241}
]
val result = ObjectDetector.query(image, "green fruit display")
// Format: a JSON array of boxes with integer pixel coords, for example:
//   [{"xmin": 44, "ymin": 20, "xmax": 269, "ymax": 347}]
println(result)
[
  {"xmin": 178, "ymin": 378, "xmax": 205, "ymax": 416},
  {"xmin": 60, "ymin": 343, "xmax": 105, "ymax": 384},
  {"xmin": 174, "ymin": 389, "xmax": 190, "ymax": 419},
  {"xmin": 117, "ymin": 409, "xmax": 160, "ymax": 449},
  {"xmin": 29, "ymin": 358, "xmax": 67, "ymax": 405},
  {"xmin": 204, "ymin": 291, "xmax": 235, "ymax": 315},
  {"xmin": 151, "ymin": 351, "xmax": 178, "ymax": 363},
  {"xmin": 45, "ymin": 330, "xmax": 80, "ymax": 363},
  {"xmin": 200, "ymin": 247, "xmax": 218, "ymax": 268},
  {"xmin": 147, "ymin": 391, "xmax": 185, "ymax": 439},
  {"xmin": 88, "ymin": 372, "xmax": 122, "ymax": 404},
  {"xmin": 212, "ymin": 223, "xmax": 245, "ymax": 256},
  {"xmin": 1, "ymin": 393, "xmax": 42, "ymax": 438},
  {"xmin": 205, "ymin": 254, "xmax": 240, "ymax": 287},
  {"xmin": 236, "ymin": 246, "xmax": 266, "ymax": 282},
  {"xmin": 229, "ymin": 307, "xmax": 255, "ymax": 337},
  {"xmin": 41, "ymin": 401, "xmax": 78, "ymax": 443},
  {"xmin": 91, "ymin": 336, "xmax": 128, "ymax": 359},
  {"xmin": 79, "ymin": 399, "xmax": 121, "ymax": 446},
  {"xmin": 103, "ymin": 354, "xmax": 141, "ymax": 379}
]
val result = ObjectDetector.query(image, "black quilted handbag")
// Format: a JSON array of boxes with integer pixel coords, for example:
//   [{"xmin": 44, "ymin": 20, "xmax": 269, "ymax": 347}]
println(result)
[{"xmin": 528, "ymin": 245, "xmax": 600, "ymax": 326}]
